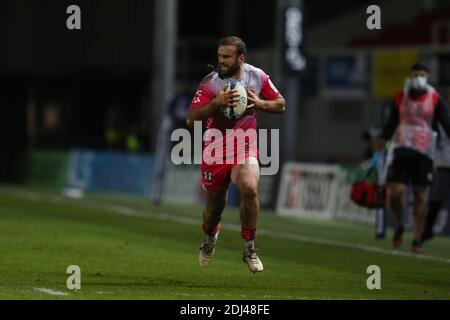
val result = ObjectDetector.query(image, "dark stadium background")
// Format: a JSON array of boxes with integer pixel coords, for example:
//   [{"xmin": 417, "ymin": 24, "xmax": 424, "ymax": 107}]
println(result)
[
  {"xmin": 0, "ymin": 0, "xmax": 376, "ymax": 182},
  {"xmin": 2, "ymin": 0, "xmax": 450, "ymax": 229},
  {"xmin": 1, "ymin": 0, "xmax": 450, "ymax": 301}
]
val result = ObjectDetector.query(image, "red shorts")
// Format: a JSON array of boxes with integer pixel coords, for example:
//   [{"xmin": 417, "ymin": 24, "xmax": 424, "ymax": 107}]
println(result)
[
  {"xmin": 201, "ymin": 127, "xmax": 259, "ymax": 191},
  {"xmin": 201, "ymin": 162, "xmax": 235, "ymax": 191},
  {"xmin": 201, "ymin": 152, "xmax": 259, "ymax": 191}
]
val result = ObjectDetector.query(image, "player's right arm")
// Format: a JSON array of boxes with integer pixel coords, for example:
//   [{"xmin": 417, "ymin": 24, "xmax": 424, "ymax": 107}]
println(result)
[
  {"xmin": 375, "ymin": 93, "xmax": 401, "ymax": 150},
  {"xmin": 186, "ymin": 84, "xmax": 239, "ymax": 128},
  {"xmin": 379, "ymin": 102, "xmax": 399, "ymax": 141}
]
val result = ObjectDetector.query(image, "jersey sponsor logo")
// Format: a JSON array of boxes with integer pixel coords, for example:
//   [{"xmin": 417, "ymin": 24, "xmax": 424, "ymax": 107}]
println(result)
[{"xmin": 204, "ymin": 172, "xmax": 213, "ymax": 181}]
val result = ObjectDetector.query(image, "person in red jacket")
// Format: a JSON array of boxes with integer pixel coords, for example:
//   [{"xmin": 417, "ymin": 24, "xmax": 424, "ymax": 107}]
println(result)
[{"xmin": 376, "ymin": 62, "xmax": 450, "ymax": 253}]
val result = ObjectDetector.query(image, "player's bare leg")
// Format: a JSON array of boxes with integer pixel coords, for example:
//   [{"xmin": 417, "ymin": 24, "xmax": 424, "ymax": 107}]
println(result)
[
  {"xmin": 388, "ymin": 183, "xmax": 406, "ymax": 248},
  {"xmin": 411, "ymin": 185, "xmax": 427, "ymax": 253},
  {"xmin": 199, "ymin": 188, "xmax": 228, "ymax": 268},
  {"xmin": 231, "ymin": 157, "xmax": 263, "ymax": 273},
  {"xmin": 232, "ymin": 163, "xmax": 260, "ymax": 231}
]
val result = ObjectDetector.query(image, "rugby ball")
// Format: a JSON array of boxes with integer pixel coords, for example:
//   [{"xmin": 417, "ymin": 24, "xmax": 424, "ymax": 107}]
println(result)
[{"xmin": 221, "ymin": 81, "xmax": 248, "ymax": 120}]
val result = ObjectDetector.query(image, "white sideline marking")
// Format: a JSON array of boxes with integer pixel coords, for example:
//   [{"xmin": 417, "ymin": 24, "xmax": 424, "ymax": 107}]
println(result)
[
  {"xmin": 34, "ymin": 288, "xmax": 68, "ymax": 296},
  {"xmin": 7, "ymin": 189, "xmax": 450, "ymax": 265},
  {"xmin": 93, "ymin": 291, "xmax": 303, "ymax": 299},
  {"xmin": 1, "ymin": 288, "xmax": 302, "ymax": 299}
]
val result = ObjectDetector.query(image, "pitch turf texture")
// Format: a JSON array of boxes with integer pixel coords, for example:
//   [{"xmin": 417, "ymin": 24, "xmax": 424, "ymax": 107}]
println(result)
[{"xmin": 0, "ymin": 186, "xmax": 449, "ymax": 300}]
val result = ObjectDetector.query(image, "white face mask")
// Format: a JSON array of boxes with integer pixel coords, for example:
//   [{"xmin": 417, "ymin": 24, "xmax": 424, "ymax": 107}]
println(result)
[{"xmin": 410, "ymin": 76, "xmax": 428, "ymax": 89}]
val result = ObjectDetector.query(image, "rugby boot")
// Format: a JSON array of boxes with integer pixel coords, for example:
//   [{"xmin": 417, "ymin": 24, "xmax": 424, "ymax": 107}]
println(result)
[
  {"xmin": 199, "ymin": 232, "xmax": 219, "ymax": 268},
  {"xmin": 392, "ymin": 225, "xmax": 404, "ymax": 248},
  {"xmin": 243, "ymin": 240, "xmax": 263, "ymax": 273},
  {"xmin": 411, "ymin": 239, "xmax": 425, "ymax": 254}
]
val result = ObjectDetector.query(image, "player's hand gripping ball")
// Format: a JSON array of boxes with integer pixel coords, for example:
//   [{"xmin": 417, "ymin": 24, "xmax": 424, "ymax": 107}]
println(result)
[{"xmin": 221, "ymin": 81, "xmax": 248, "ymax": 119}]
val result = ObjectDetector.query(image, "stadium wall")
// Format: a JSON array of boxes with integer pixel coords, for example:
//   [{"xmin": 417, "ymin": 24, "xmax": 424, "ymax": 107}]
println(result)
[
  {"xmin": 25, "ymin": 150, "xmax": 450, "ymax": 235},
  {"xmin": 306, "ymin": 0, "xmax": 428, "ymax": 48},
  {"xmin": 276, "ymin": 162, "xmax": 376, "ymax": 224}
]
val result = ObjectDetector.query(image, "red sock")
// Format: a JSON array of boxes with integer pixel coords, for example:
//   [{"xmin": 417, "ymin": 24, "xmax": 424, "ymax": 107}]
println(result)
[
  {"xmin": 241, "ymin": 227, "xmax": 257, "ymax": 241},
  {"xmin": 202, "ymin": 223, "xmax": 220, "ymax": 236}
]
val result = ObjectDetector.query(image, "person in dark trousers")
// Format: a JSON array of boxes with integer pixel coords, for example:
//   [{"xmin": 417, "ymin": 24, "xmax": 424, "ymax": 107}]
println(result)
[
  {"xmin": 375, "ymin": 62, "xmax": 450, "ymax": 253},
  {"xmin": 421, "ymin": 123, "xmax": 450, "ymax": 243}
]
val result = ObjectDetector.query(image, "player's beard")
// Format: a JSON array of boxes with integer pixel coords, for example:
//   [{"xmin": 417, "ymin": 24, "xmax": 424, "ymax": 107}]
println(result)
[{"xmin": 219, "ymin": 59, "xmax": 241, "ymax": 78}]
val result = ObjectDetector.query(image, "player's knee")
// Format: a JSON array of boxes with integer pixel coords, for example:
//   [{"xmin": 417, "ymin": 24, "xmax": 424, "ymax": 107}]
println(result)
[
  {"xmin": 389, "ymin": 188, "xmax": 404, "ymax": 210},
  {"xmin": 238, "ymin": 179, "xmax": 258, "ymax": 199},
  {"xmin": 390, "ymin": 186, "xmax": 405, "ymax": 199},
  {"xmin": 415, "ymin": 189, "xmax": 427, "ymax": 199},
  {"xmin": 391, "ymin": 191, "xmax": 402, "ymax": 202},
  {"xmin": 414, "ymin": 195, "xmax": 427, "ymax": 208}
]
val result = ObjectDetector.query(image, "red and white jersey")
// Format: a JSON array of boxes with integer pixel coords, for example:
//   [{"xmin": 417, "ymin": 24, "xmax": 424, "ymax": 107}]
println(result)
[
  {"xmin": 190, "ymin": 63, "xmax": 280, "ymax": 133},
  {"xmin": 394, "ymin": 85, "xmax": 439, "ymax": 157}
]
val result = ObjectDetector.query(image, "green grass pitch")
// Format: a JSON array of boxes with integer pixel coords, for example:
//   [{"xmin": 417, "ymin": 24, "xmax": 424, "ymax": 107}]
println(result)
[{"xmin": 0, "ymin": 186, "xmax": 449, "ymax": 300}]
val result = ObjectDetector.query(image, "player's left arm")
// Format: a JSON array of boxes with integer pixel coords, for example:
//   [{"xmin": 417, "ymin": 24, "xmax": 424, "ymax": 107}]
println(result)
[
  {"xmin": 247, "ymin": 91, "xmax": 286, "ymax": 113},
  {"xmin": 247, "ymin": 73, "xmax": 285, "ymax": 113}
]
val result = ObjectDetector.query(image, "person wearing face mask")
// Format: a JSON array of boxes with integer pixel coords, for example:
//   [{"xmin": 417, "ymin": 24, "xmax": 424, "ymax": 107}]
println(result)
[{"xmin": 375, "ymin": 62, "xmax": 450, "ymax": 253}]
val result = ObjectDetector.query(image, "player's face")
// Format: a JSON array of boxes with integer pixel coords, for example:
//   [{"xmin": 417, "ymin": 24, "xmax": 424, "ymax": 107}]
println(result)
[
  {"xmin": 217, "ymin": 45, "xmax": 243, "ymax": 78},
  {"xmin": 410, "ymin": 70, "xmax": 429, "ymax": 90}
]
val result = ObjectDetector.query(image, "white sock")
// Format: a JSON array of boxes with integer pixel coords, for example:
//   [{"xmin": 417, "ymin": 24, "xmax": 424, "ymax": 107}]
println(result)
[
  {"xmin": 244, "ymin": 240, "xmax": 255, "ymax": 251},
  {"xmin": 206, "ymin": 233, "xmax": 218, "ymax": 245}
]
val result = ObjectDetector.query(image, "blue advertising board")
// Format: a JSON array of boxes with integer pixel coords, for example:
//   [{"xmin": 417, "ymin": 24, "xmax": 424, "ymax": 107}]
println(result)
[
  {"xmin": 67, "ymin": 149, "xmax": 155, "ymax": 196},
  {"xmin": 323, "ymin": 54, "xmax": 367, "ymax": 98}
]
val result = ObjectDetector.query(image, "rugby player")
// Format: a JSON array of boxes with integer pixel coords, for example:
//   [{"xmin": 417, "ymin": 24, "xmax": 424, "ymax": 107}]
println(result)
[{"xmin": 186, "ymin": 36, "xmax": 285, "ymax": 272}]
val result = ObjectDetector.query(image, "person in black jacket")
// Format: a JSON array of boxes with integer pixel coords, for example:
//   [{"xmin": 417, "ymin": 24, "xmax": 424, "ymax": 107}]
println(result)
[{"xmin": 421, "ymin": 123, "xmax": 450, "ymax": 243}]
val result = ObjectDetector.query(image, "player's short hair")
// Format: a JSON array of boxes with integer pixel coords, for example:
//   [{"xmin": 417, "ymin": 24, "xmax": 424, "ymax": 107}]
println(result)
[
  {"xmin": 218, "ymin": 36, "xmax": 247, "ymax": 56},
  {"xmin": 411, "ymin": 62, "xmax": 429, "ymax": 73}
]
